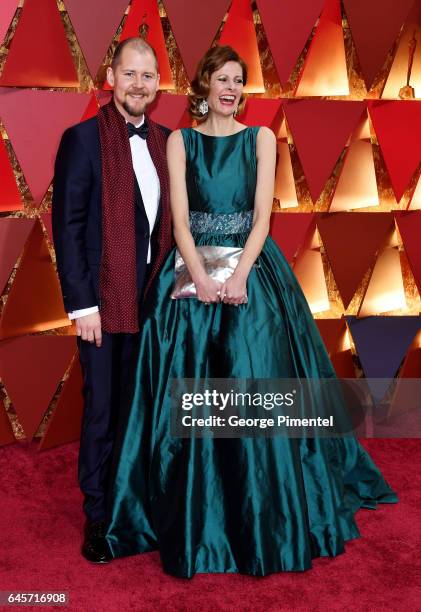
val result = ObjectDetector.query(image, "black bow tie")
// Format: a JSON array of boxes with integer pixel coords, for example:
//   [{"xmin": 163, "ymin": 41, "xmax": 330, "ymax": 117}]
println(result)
[{"xmin": 127, "ymin": 122, "xmax": 148, "ymax": 139}]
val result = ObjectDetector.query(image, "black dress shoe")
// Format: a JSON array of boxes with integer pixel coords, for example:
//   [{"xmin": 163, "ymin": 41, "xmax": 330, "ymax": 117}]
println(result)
[{"xmin": 81, "ymin": 520, "xmax": 113, "ymax": 564}]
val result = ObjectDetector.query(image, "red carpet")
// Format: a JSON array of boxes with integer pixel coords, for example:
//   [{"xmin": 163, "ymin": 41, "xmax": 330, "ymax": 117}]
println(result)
[{"xmin": 0, "ymin": 439, "xmax": 419, "ymax": 611}]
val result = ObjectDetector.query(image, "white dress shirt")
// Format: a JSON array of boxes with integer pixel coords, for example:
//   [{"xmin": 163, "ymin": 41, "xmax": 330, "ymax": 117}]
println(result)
[{"xmin": 68, "ymin": 116, "xmax": 160, "ymax": 320}]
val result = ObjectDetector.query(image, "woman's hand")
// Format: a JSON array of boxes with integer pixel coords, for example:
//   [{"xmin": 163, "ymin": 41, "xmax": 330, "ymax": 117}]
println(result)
[
  {"xmin": 194, "ymin": 274, "xmax": 222, "ymax": 304},
  {"xmin": 220, "ymin": 272, "xmax": 248, "ymax": 306}
]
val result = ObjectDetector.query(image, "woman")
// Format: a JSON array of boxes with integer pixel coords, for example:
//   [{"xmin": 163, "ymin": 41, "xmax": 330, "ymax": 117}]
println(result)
[{"xmin": 106, "ymin": 45, "xmax": 398, "ymax": 577}]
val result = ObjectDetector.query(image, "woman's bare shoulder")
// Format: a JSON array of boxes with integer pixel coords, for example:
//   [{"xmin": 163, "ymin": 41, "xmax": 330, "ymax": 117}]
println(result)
[
  {"xmin": 256, "ymin": 126, "xmax": 276, "ymax": 143},
  {"xmin": 166, "ymin": 129, "xmax": 186, "ymax": 159}
]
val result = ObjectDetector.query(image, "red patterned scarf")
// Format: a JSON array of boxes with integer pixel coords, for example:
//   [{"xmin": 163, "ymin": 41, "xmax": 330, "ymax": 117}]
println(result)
[
  {"xmin": 97, "ymin": 100, "xmax": 172, "ymax": 333},
  {"xmin": 98, "ymin": 100, "xmax": 137, "ymax": 333}
]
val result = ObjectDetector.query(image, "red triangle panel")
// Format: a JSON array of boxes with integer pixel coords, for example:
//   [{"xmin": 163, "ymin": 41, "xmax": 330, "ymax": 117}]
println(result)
[
  {"xmin": 317, "ymin": 212, "xmax": 395, "ymax": 308},
  {"xmin": 0, "ymin": 89, "xmax": 91, "ymax": 204},
  {"xmin": 163, "ymin": 0, "xmax": 231, "ymax": 81},
  {"xmin": 148, "ymin": 92, "xmax": 190, "ymax": 129},
  {"xmin": 0, "ymin": 221, "xmax": 70, "ymax": 339},
  {"xmin": 0, "ymin": 0, "xmax": 78, "ymax": 87},
  {"xmin": 368, "ymin": 101, "xmax": 421, "ymax": 203},
  {"xmin": 0, "ymin": 218, "xmax": 35, "ymax": 295},
  {"xmin": 270, "ymin": 212, "xmax": 315, "ymax": 264},
  {"xmin": 282, "ymin": 100, "xmax": 366, "ymax": 202},
  {"xmin": 81, "ymin": 91, "xmax": 100, "ymax": 121},
  {"xmin": 256, "ymin": 0, "xmax": 324, "ymax": 86},
  {"xmin": 0, "ymin": 336, "xmax": 77, "ymax": 440},
  {"xmin": 343, "ymin": 0, "xmax": 414, "ymax": 90},
  {"xmin": 65, "ymin": 0, "xmax": 130, "ymax": 78},
  {"xmin": 238, "ymin": 98, "xmax": 282, "ymax": 129},
  {"xmin": 0, "ymin": 135, "xmax": 22, "ymax": 212},
  {"xmin": 39, "ymin": 354, "xmax": 83, "ymax": 450}
]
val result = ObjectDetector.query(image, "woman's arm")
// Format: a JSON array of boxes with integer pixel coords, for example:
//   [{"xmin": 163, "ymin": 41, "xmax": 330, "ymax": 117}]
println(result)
[
  {"xmin": 221, "ymin": 126, "xmax": 276, "ymax": 305},
  {"xmin": 166, "ymin": 130, "xmax": 222, "ymax": 303}
]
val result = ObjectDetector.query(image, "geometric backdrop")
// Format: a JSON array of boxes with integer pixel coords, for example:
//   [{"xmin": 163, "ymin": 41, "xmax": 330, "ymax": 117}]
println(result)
[{"xmin": 0, "ymin": 0, "xmax": 420, "ymax": 448}]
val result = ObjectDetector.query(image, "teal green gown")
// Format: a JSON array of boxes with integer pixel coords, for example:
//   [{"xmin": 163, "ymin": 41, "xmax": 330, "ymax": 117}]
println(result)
[{"xmin": 106, "ymin": 126, "xmax": 398, "ymax": 577}]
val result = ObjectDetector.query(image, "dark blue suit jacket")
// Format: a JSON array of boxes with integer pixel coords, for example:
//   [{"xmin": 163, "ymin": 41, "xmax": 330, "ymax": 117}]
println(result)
[{"xmin": 52, "ymin": 115, "xmax": 171, "ymax": 313}]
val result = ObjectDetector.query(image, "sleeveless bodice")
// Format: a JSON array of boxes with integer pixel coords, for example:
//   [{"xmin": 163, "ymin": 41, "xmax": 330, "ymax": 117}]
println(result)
[{"xmin": 180, "ymin": 127, "xmax": 259, "ymax": 216}]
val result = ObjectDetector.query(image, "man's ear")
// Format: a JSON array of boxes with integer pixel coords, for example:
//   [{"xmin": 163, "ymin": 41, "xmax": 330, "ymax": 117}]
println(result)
[{"xmin": 106, "ymin": 66, "xmax": 115, "ymax": 88}]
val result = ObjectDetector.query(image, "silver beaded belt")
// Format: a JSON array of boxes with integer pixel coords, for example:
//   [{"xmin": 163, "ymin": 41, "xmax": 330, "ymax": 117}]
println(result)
[{"xmin": 189, "ymin": 210, "xmax": 254, "ymax": 234}]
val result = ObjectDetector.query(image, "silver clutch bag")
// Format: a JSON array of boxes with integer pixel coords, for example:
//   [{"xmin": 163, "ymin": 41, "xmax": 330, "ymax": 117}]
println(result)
[{"xmin": 171, "ymin": 246, "xmax": 244, "ymax": 299}]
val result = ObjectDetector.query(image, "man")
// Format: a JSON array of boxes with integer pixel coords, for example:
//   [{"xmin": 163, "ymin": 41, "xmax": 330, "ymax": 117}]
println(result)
[{"xmin": 52, "ymin": 38, "xmax": 172, "ymax": 564}]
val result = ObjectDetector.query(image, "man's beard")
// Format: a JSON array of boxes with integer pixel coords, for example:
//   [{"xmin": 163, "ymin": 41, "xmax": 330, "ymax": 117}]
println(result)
[{"xmin": 122, "ymin": 96, "xmax": 147, "ymax": 118}]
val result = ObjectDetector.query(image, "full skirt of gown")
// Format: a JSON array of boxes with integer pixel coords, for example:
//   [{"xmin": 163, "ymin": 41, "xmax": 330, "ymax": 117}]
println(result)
[{"xmin": 106, "ymin": 232, "xmax": 398, "ymax": 577}]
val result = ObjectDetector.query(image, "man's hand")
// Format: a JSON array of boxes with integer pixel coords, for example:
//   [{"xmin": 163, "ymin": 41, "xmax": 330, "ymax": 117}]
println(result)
[{"xmin": 75, "ymin": 312, "xmax": 102, "ymax": 347}]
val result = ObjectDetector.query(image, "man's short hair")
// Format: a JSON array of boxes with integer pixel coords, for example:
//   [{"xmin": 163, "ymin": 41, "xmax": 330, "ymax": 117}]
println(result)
[{"xmin": 111, "ymin": 37, "xmax": 159, "ymax": 71}]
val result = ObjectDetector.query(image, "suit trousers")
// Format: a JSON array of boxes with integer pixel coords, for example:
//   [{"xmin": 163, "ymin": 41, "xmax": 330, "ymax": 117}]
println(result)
[{"xmin": 77, "ymin": 330, "xmax": 140, "ymax": 523}]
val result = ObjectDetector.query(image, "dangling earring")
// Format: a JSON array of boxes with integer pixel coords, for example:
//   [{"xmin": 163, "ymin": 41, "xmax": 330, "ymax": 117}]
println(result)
[
  {"xmin": 198, "ymin": 99, "xmax": 209, "ymax": 115},
  {"xmin": 233, "ymin": 106, "xmax": 239, "ymax": 117}
]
